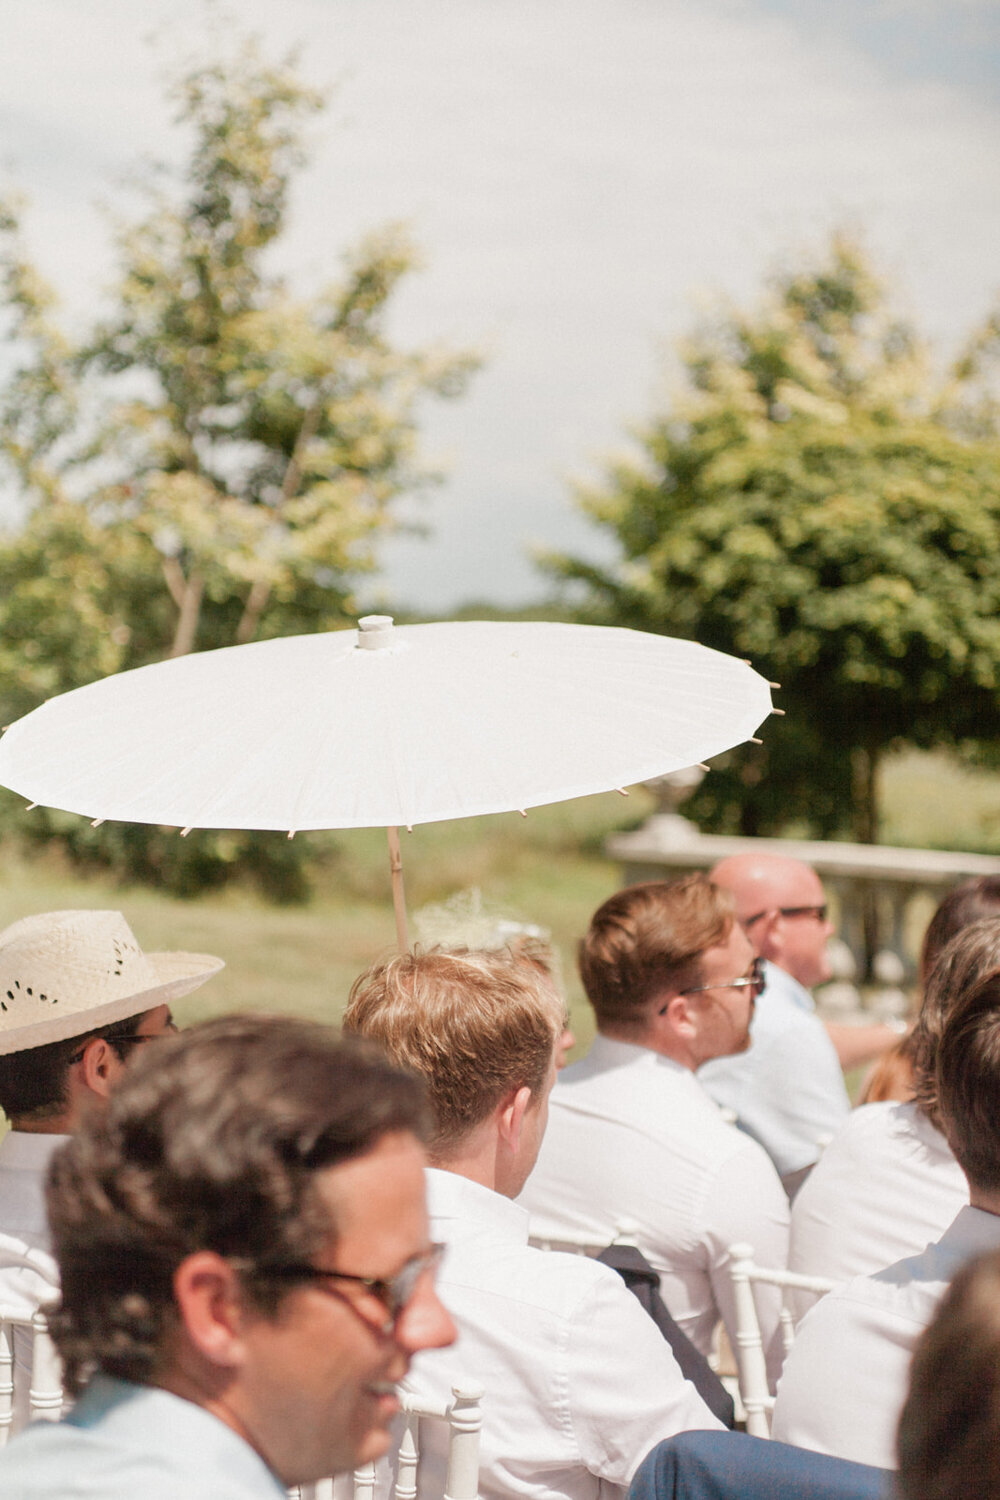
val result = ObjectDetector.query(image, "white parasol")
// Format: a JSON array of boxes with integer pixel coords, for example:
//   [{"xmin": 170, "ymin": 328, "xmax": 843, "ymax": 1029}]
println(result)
[{"xmin": 0, "ymin": 616, "xmax": 775, "ymax": 946}]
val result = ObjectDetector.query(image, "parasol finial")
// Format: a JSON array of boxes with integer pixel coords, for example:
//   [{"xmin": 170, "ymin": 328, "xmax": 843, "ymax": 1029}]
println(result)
[{"xmin": 357, "ymin": 614, "xmax": 395, "ymax": 650}]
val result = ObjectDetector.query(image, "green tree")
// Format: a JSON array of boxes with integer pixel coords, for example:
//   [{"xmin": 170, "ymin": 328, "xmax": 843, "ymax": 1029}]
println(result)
[
  {"xmin": 0, "ymin": 36, "xmax": 476, "ymax": 894},
  {"xmin": 548, "ymin": 237, "xmax": 1000, "ymax": 845}
]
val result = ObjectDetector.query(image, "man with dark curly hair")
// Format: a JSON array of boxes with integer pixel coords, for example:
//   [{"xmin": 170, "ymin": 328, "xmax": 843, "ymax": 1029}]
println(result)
[{"xmin": 0, "ymin": 1014, "xmax": 455, "ymax": 1498}]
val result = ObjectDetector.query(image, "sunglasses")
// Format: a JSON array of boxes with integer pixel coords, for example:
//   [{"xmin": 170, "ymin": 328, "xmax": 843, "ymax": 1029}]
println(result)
[{"xmin": 743, "ymin": 905, "xmax": 827, "ymax": 928}]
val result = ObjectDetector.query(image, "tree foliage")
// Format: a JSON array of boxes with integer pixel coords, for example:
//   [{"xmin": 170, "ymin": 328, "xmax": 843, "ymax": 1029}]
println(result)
[
  {"xmin": 0, "ymin": 36, "xmax": 476, "ymax": 894},
  {"xmin": 548, "ymin": 238, "xmax": 1000, "ymax": 842}
]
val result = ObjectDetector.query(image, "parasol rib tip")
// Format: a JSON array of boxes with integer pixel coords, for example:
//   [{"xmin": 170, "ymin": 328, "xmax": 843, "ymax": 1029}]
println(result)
[
  {"xmin": 771, "ymin": 707, "xmax": 786, "ymax": 716},
  {"xmin": 180, "ymin": 827, "xmax": 192, "ymax": 838},
  {"xmin": 615, "ymin": 787, "xmax": 629, "ymax": 796},
  {"xmin": 406, "ymin": 825, "xmax": 413, "ymax": 833},
  {"xmin": 697, "ymin": 764, "xmax": 710, "ymax": 772},
  {"xmin": 287, "ymin": 831, "xmax": 296, "ymax": 840},
  {"xmin": 90, "ymin": 819, "xmax": 104, "ymax": 828},
  {"xmin": 749, "ymin": 737, "xmax": 763, "ymax": 746},
  {"xmin": 768, "ymin": 681, "xmax": 781, "ymax": 690},
  {"xmin": 25, "ymin": 802, "xmax": 37, "ymax": 811},
  {"xmin": 517, "ymin": 809, "xmax": 527, "ymax": 818}
]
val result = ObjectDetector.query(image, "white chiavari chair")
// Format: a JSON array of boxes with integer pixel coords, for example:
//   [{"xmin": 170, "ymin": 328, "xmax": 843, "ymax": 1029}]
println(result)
[
  {"xmin": 0, "ymin": 1308, "xmax": 65, "ymax": 1444},
  {"xmin": 726, "ymin": 1242, "xmax": 835, "ymax": 1438},
  {"xmin": 291, "ymin": 1381, "xmax": 483, "ymax": 1500}
]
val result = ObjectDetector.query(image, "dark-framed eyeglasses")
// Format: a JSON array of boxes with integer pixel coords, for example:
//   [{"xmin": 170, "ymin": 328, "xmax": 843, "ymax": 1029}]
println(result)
[
  {"xmin": 743, "ymin": 905, "xmax": 827, "ymax": 928},
  {"xmin": 677, "ymin": 956, "xmax": 767, "ymax": 1001},
  {"xmin": 253, "ymin": 1242, "xmax": 446, "ymax": 1331}
]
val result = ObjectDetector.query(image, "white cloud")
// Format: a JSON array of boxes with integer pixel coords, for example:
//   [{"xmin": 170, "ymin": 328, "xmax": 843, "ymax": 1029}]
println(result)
[{"xmin": 2, "ymin": 0, "xmax": 999, "ymax": 607}]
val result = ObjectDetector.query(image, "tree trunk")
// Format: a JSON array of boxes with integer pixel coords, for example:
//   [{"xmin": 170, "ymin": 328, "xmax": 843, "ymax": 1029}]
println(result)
[
  {"xmin": 167, "ymin": 567, "xmax": 205, "ymax": 658},
  {"xmin": 850, "ymin": 744, "xmax": 881, "ymax": 980},
  {"xmin": 850, "ymin": 744, "xmax": 880, "ymax": 845},
  {"xmin": 234, "ymin": 403, "xmax": 323, "ymax": 645},
  {"xmin": 235, "ymin": 578, "xmax": 271, "ymax": 645}
]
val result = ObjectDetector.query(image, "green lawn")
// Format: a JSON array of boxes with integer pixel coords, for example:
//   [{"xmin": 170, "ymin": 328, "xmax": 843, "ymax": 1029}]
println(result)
[
  {"xmin": 2, "ymin": 748, "xmax": 998, "ymax": 1065},
  {"xmin": 0, "ymin": 789, "xmax": 657, "ymax": 1057}
]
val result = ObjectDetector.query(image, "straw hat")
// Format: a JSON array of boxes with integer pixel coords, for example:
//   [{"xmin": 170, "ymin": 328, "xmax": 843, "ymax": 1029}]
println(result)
[{"xmin": 0, "ymin": 910, "xmax": 224, "ymax": 1055}]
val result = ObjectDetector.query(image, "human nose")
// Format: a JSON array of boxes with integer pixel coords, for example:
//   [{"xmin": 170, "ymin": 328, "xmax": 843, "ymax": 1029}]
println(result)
[{"xmin": 394, "ymin": 1278, "xmax": 456, "ymax": 1356}]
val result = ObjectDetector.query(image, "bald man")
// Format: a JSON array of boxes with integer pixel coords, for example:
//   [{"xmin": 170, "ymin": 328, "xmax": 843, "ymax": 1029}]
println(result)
[{"xmin": 698, "ymin": 855, "xmax": 860, "ymax": 1192}]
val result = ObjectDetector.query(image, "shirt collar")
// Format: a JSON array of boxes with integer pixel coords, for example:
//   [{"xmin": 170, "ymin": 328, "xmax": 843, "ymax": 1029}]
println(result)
[
  {"xmin": 760, "ymin": 960, "xmax": 815, "ymax": 1012},
  {"xmin": 426, "ymin": 1166, "xmax": 530, "ymax": 1242},
  {"xmin": 942, "ymin": 1204, "xmax": 1000, "ymax": 1253},
  {"xmin": 583, "ymin": 1032, "xmax": 689, "ymax": 1078},
  {"xmin": 70, "ymin": 1375, "xmax": 287, "ymax": 1494}
]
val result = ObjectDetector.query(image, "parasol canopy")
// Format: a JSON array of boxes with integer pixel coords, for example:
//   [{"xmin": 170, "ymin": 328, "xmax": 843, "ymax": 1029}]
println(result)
[{"xmin": 0, "ymin": 616, "xmax": 775, "ymax": 944}]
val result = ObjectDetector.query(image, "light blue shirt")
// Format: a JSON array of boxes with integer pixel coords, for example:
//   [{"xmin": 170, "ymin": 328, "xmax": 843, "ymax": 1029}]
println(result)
[
  {"xmin": 697, "ymin": 961, "xmax": 850, "ymax": 1177},
  {"xmin": 0, "ymin": 1374, "xmax": 288, "ymax": 1499}
]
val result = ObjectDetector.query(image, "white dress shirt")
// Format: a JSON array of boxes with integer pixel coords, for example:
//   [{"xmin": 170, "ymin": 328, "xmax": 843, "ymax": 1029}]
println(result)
[
  {"xmin": 698, "ymin": 962, "xmax": 850, "ymax": 1177},
  {"xmin": 518, "ymin": 1037, "xmax": 790, "ymax": 1384},
  {"xmin": 788, "ymin": 1100, "xmax": 969, "ymax": 1318},
  {"xmin": 771, "ymin": 1205, "xmax": 1000, "ymax": 1470},
  {"xmin": 403, "ymin": 1169, "xmax": 721, "ymax": 1500},
  {"xmin": 0, "ymin": 1374, "xmax": 287, "ymax": 1498},
  {"xmin": 0, "ymin": 1130, "xmax": 64, "ymax": 1310}
]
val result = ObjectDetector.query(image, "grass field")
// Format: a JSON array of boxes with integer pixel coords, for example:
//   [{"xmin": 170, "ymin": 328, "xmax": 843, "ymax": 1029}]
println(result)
[
  {"xmin": 0, "ymin": 787, "xmax": 660, "ymax": 1057},
  {"xmin": 2, "ymin": 748, "xmax": 998, "ymax": 1064}
]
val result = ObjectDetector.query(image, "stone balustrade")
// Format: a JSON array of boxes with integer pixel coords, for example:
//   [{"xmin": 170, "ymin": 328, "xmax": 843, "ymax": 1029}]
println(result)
[{"xmin": 607, "ymin": 806, "xmax": 1000, "ymax": 994}]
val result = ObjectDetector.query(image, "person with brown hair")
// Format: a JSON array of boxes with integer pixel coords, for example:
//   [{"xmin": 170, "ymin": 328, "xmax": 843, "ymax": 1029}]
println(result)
[
  {"xmin": 772, "ymin": 916, "xmax": 1000, "ymax": 1471},
  {"xmin": 518, "ymin": 877, "xmax": 789, "ymax": 1385},
  {"xmin": 897, "ymin": 1247, "xmax": 1000, "ymax": 1499},
  {"xmin": 0, "ymin": 1014, "xmax": 455, "ymax": 1498},
  {"xmin": 346, "ymin": 947, "xmax": 722, "ymax": 1500},
  {"xmin": 787, "ymin": 882, "xmax": 1000, "ymax": 1300}
]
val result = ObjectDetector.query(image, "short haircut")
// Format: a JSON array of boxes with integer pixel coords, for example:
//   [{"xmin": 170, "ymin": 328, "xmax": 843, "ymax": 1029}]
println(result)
[
  {"xmin": 911, "ymin": 918, "xmax": 1000, "ymax": 1131},
  {"xmin": 578, "ymin": 876, "xmax": 734, "ymax": 1032},
  {"xmin": 344, "ymin": 948, "xmax": 561, "ymax": 1157},
  {"xmin": 45, "ymin": 1014, "xmax": 429, "ymax": 1394},
  {"xmin": 898, "ymin": 1248, "xmax": 1000, "ymax": 1499},
  {"xmin": 0, "ymin": 1016, "xmax": 153, "ymax": 1122},
  {"xmin": 920, "ymin": 877, "xmax": 1000, "ymax": 982},
  {"xmin": 934, "ymin": 944, "xmax": 1000, "ymax": 1193}
]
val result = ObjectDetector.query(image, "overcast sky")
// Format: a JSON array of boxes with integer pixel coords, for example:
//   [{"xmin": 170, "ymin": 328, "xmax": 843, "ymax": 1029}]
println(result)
[{"xmin": 2, "ymin": 0, "xmax": 999, "ymax": 611}]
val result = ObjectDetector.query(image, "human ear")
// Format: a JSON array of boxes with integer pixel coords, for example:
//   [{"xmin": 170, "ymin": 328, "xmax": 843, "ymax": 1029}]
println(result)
[
  {"xmin": 658, "ymin": 992, "xmax": 698, "ymax": 1041},
  {"xmin": 79, "ymin": 1037, "xmax": 120, "ymax": 1099},
  {"xmin": 497, "ymin": 1085, "xmax": 533, "ymax": 1154},
  {"xmin": 173, "ymin": 1251, "xmax": 248, "ymax": 1371}
]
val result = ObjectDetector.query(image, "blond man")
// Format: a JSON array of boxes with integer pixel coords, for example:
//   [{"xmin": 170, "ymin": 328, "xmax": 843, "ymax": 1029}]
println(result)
[{"xmin": 346, "ymin": 948, "xmax": 721, "ymax": 1500}]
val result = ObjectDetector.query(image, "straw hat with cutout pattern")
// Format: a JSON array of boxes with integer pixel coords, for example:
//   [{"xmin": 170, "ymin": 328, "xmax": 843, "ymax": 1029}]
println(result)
[{"xmin": 0, "ymin": 909, "xmax": 223, "ymax": 1055}]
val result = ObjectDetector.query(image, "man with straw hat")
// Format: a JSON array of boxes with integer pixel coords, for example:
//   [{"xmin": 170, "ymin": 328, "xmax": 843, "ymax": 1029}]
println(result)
[{"xmin": 0, "ymin": 909, "xmax": 223, "ymax": 1325}]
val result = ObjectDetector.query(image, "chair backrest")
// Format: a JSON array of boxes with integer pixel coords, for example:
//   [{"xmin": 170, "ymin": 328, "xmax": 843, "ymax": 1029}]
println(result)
[
  {"xmin": 348, "ymin": 1382, "xmax": 483, "ymax": 1500},
  {"xmin": 0, "ymin": 1309, "xmax": 65, "ymax": 1444},
  {"xmin": 528, "ymin": 1220, "xmax": 640, "ymax": 1256},
  {"xmin": 726, "ymin": 1243, "xmax": 835, "ymax": 1439}
]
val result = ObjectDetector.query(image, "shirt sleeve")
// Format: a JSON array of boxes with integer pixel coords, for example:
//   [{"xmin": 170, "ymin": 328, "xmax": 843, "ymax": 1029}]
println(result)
[
  {"xmin": 698, "ymin": 1141, "xmax": 791, "ymax": 1389},
  {"xmin": 565, "ymin": 1264, "xmax": 724, "ymax": 1487}
]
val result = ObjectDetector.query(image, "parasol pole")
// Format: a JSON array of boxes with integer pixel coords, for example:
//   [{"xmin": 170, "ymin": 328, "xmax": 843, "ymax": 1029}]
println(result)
[{"xmin": 387, "ymin": 826, "xmax": 409, "ymax": 951}]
